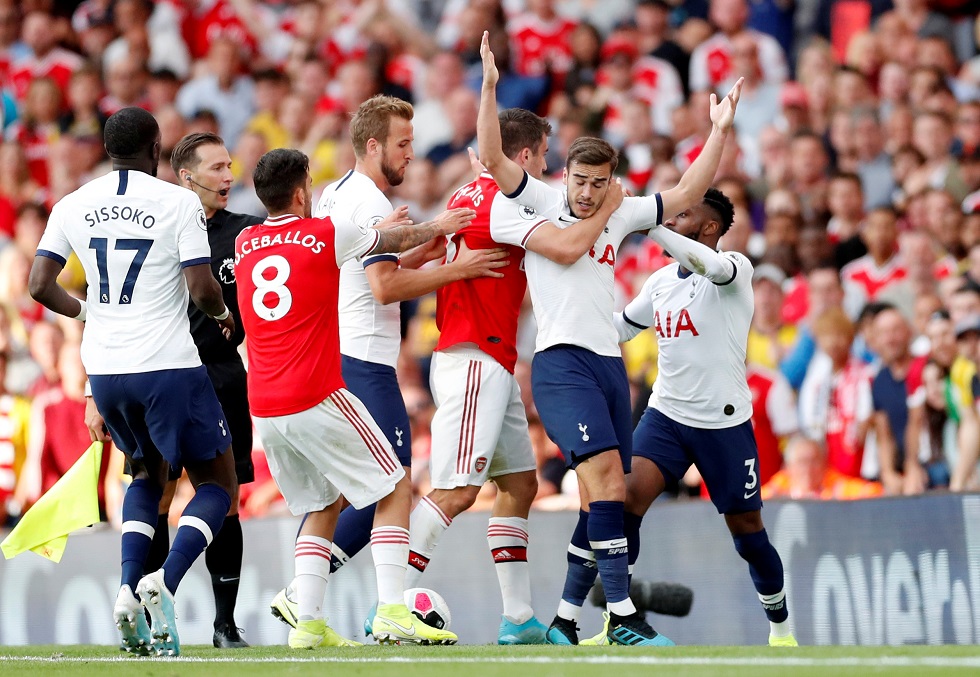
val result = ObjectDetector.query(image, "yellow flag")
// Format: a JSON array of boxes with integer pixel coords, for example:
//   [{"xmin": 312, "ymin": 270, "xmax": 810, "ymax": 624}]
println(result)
[{"xmin": 1, "ymin": 442, "xmax": 103, "ymax": 563}]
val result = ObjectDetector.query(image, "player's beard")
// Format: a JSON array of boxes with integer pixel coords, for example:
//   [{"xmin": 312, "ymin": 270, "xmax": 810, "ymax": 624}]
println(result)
[{"xmin": 381, "ymin": 156, "xmax": 405, "ymax": 187}]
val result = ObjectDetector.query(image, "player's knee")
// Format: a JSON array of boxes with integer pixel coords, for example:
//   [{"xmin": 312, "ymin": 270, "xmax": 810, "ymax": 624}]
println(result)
[
  {"xmin": 497, "ymin": 471, "xmax": 537, "ymax": 505},
  {"xmin": 731, "ymin": 526, "xmax": 770, "ymax": 562},
  {"xmin": 435, "ymin": 486, "xmax": 480, "ymax": 516}
]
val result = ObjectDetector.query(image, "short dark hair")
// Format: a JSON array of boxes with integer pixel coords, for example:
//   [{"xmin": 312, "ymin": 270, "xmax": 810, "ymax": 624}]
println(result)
[
  {"xmin": 499, "ymin": 109, "xmax": 552, "ymax": 160},
  {"xmin": 254, "ymin": 148, "xmax": 309, "ymax": 214},
  {"xmin": 830, "ymin": 171, "xmax": 862, "ymax": 189},
  {"xmin": 702, "ymin": 187, "xmax": 735, "ymax": 236},
  {"xmin": 104, "ymin": 107, "xmax": 159, "ymax": 158},
  {"xmin": 566, "ymin": 137, "xmax": 618, "ymax": 173},
  {"xmin": 171, "ymin": 132, "xmax": 225, "ymax": 174}
]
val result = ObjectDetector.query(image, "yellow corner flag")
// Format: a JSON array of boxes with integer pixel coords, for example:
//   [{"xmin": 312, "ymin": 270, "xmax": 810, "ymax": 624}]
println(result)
[{"xmin": 1, "ymin": 441, "xmax": 103, "ymax": 563}]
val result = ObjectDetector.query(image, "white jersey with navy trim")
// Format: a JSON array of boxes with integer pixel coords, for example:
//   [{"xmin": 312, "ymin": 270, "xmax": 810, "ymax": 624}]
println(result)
[
  {"xmin": 492, "ymin": 171, "xmax": 664, "ymax": 357},
  {"xmin": 621, "ymin": 251, "xmax": 755, "ymax": 429},
  {"xmin": 36, "ymin": 169, "xmax": 210, "ymax": 375},
  {"xmin": 315, "ymin": 170, "xmax": 399, "ymax": 368}
]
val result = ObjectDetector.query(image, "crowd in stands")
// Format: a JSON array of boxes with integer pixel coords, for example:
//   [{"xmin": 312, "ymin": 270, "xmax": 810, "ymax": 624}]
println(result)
[{"xmin": 0, "ymin": 0, "xmax": 979, "ymax": 526}]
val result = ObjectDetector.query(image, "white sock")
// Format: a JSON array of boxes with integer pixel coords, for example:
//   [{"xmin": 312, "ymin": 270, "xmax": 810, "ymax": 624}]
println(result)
[
  {"xmin": 371, "ymin": 526, "xmax": 410, "ymax": 605},
  {"xmin": 487, "ymin": 516, "xmax": 533, "ymax": 624},
  {"xmin": 405, "ymin": 496, "xmax": 452, "ymax": 589},
  {"xmin": 557, "ymin": 599, "xmax": 581, "ymax": 622},
  {"xmin": 294, "ymin": 536, "xmax": 332, "ymax": 621}
]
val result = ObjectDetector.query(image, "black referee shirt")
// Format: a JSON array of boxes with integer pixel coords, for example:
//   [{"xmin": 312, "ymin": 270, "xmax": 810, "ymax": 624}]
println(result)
[{"xmin": 188, "ymin": 209, "xmax": 263, "ymax": 364}]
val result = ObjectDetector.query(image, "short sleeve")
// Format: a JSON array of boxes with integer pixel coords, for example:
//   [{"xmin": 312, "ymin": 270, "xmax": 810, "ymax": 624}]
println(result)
[
  {"xmin": 176, "ymin": 196, "xmax": 211, "ymax": 268},
  {"xmin": 502, "ymin": 171, "xmax": 565, "ymax": 222},
  {"xmin": 332, "ymin": 213, "xmax": 380, "ymax": 266},
  {"xmin": 488, "ymin": 192, "xmax": 549, "ymax": 249},
  {"xmin": 36, "ymin": 203, "xmax": 72, "ymax": 267},
  {"xmin": 620, "ymin": 194, "xmax": 663, "ymax": 234}
]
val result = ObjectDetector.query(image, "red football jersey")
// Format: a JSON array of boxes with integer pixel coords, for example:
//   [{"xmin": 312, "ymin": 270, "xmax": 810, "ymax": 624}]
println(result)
[
  {"xmin": 508, "ymin": 15, "xmax": 577, "ymax": 77},
  {"xmin": 436, "ymin": 175, "xmax": 532, "ymax": 373},
  {"xmin": 235, "ymin": 213, "xmax": 379, "ymax": 417}
]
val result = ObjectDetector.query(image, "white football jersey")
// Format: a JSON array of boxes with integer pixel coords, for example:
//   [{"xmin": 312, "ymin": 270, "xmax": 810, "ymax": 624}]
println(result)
[
  {"xmin": 315, "ymin": 170, "xmax": 399, "ymax": 368},
  {"xmin": 36, "ymin": 170, "xmax": 210, "ymax": 375},
  {"xmin": 492, "ymin": 171, "xmax": 663, "ymax": 357},
  {"xmin": 623, "ymin": 252, "xmax": 755, "ymax": 428}
]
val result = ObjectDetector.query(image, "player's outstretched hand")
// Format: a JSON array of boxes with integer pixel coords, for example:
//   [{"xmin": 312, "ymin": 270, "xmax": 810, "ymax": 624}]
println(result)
[
  {"xmin": 377, "ymin": 205, "xmax": 413, "ymax": 229},
  {"xmin": 85, "ymin": 395, "xmax": 111, "ymax": 443},
  {"xmin": 217, "ymin": 313, "xmax": 236, "ymax": 341},
  {"xmin": 453, "ymin": 239, "xmax": 509, "ymax": 279},
  {"xmin": 709, "ymin": 77, "xmax": 743, "ymax": 133},
  {"xmin": 480, "ymin": 31, "xmax": 499, "ymax": 88},
  {"xmin": 434, "ymin": 207, "xmax": 477, "ymax": 235}
]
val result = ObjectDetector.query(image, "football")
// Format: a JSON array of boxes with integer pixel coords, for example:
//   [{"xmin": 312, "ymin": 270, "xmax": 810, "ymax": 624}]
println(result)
[{"xmin": 404, "ymin": 587, "xmax": 452, "ymax": 630}]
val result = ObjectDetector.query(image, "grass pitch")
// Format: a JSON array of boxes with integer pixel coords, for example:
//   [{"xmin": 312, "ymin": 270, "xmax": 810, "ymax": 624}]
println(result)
[{"xmin": 2, "ymin": 644, "xmax": 980, "ymax": 677}]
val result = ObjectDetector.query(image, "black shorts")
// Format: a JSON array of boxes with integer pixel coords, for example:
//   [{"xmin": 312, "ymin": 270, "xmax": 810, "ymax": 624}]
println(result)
[{"xmin": 160, "ymin": 360, "xmax": 254, "ymax": 484}]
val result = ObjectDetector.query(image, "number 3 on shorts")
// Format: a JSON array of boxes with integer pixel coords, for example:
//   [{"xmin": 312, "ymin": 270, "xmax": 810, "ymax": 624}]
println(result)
[
  {"xmin": 744, "ymin": 458, "xmax": 758, "ymax": 492},
  {"xmin": 252, "ymin": 255, "xmax": 293, "ymax": 320}
]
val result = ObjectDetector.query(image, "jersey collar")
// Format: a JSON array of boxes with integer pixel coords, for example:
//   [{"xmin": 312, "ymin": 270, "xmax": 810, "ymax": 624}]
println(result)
[{"xmin": 264, "ymin": 214, "xmax": 301, "ymax": 226}]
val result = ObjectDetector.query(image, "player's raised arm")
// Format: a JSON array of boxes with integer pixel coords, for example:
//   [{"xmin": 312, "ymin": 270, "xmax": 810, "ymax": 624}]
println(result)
[
  {"xmin": 477, "ymin": 31, "xmax": 525, "ymax": 197},
  {"xmin": 646, "ymin": 217, "xmax": 737, "ymax": 284},
  {"xmin": 657, "ymin": 78, "xmax": 743, "ymax": 221}
]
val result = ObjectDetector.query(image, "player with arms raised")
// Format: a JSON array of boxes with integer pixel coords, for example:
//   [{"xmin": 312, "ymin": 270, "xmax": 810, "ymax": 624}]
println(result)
[
  {"xmin": 237, "ymin": 148, "xmax": 473, "ymax": 648},
  {"xmin": 477, "ymin": 31, "xmax": 743, "ymax": 645},
  {"xmin": 402, "ymin": 109, "xmax": 627, "ymax": 644},
  {"xmin": 611, "ymin": 188, "xmax": 797, "ymax": 647},
  {"xmin": 29, "ymin": 107, "xmax": 238, "ymax": 657},
  {"xmin": 270, "ymin": 95, "xmax": 505, "ymax": 633}
]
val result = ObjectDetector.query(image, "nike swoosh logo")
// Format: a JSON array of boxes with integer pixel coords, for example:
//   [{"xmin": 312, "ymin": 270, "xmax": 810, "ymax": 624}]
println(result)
[
  {"xmin": 744, "ymin": 491, "xmax": 758, "ymax": 499},
  {"xmin": 384, "ymin": 619, "xmax": 416, "ymax": 636},
  {"xmin": 218, "ymin": 576, "xmax": 239, "ymax": 583}
]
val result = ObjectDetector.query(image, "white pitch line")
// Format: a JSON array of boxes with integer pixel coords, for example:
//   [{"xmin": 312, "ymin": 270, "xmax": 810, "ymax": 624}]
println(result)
[{"xmin": 2, "ymin": 655, "xmax": 980, "ymax": 667}]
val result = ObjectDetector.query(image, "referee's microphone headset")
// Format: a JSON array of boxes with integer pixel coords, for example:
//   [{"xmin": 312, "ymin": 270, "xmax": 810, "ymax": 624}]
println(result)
[{"xmin": 183, "ymin": 172, "xmax": 230, "ymax": 197}]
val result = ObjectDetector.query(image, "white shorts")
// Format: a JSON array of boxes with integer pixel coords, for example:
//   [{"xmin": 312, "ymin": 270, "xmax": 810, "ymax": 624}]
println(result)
[
  {"xmin": 429, "ymin": 345, "xmax": 536, "ymax": 489},
  {"xmin": 254, "ymin": 389, "xmax": 405, "ymax": 515}
]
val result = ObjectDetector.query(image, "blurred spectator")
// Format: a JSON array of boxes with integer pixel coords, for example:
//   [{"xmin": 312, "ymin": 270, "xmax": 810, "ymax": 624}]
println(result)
[
  {"xmin": 0, "ymin": 142, "xmax": 44, "ymax": 210},
  {"xmin": 145, "ymin": 68, "xmax": 181, "ymax": 112},
  {"xmin": 788, "ymin": 131, "xmax": 830, "ymax": 223},
  {"xmin": 508, "ymin": 0, "xmax": 577, "ymax": 80},
  {"xmin": 761, "ymin": 436, "xmax": 883, "ymax": 500},
  {"xmin": 852, "ymin": 107, "xmax": 896, "ymax": 210},
  {"xmin": 841, "ymin": 207, "xmax": 905, "ymax": 318},
  {"xmin": 5, "ymin": 76, "xmax": 62, "ymax": 188},
  {"xmin": 747, "ymin": 263, "xmax": 796, "ymax": 370},
  {"xmin": 395, "ymin": 159, "xmax": 445, "ymax": 223},
  {"xmin": 634, "ymin": 0, "xmax": 690, "ymax": 89},
  {"xmin": 426, "ymin": 86, "xmax": 478, "ymax": 166},
  {"xmin": 175, "ymin": 37, "xmax": 255, "ymax": 147},
  {"xmin": 868, "ymin": 305, "xmax": 926, "ymax": 494},
  {"xmin": 9, "ymin": 10, "xmax": 81, "ymax": 100},
  {"xmin": 59, "ymin": 66, "xmax": 107, "ymax": 140},
  {"xmin": 226, "ymin": 130, "xmax": 267, "ymax": 217},
  {"xmin": 25, "ymin": 319, "xmax": 62, "ymax": 398},
  {"xmin": 100, "ymin": 57, "xmax": 149, "ymax": 116},
  {"xmin": 689, "ymin": 0, "xmax": 788, "ymax": 94},
  {"xmin": 725, "ymin": 32, "xmax": 780, "ymax": 146},
  {"xmin": 781, "ymin": 266, "xmax": 846, "ymax": 389},
  {"xmin": 102, "ymin": 0, "xmax": 190, "ymax": 79},
  {"xmin": 404, "ymin": 51, "xmax": 463, "ymax": 158},
  {"xmin": 0, "ymin": 346, "xmax": 29, "ymax": 525},
  {"xmin": 826, "ymin": 172, "xmax": 866, "ymax": 269},
  {"xmin": 799, "ymin": 307, "xmax": 874, "ymax": 479},
  {"xmin": 747, "ymin": 363, "xmax": 799, "ymax": 486}
]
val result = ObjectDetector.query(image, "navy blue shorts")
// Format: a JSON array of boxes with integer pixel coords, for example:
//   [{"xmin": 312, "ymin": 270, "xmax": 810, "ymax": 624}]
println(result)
[
  {"xmin": 633, "ymin": 407, "xmax": 763, "ymax": 514},
  {"xmin": 342, "ymin": 355, "xmax": 412, "ymax": 467},
  {"xmin": 90, "ymin": 366, "xmax": 230, "ymax": 471},
  {"xmin": 531, "ymin": 345, "xmax": 632, "ymax": 471}
]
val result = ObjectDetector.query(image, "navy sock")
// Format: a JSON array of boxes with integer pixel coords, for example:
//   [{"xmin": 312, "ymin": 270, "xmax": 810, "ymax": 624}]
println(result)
[
  {"xmin": 559, "ymin": 510, "xmax": 597, "ymax": 613},
  {"xmin": 206, "ymin": 513, "xmax": 242, "ymax": 627},
  {"xmin": 329, "ymin": 503, "xmax": 376, "ymax": 573},
  {"xmin": 144, "ymin": 513, "xmax": 170, "ymax": 574},
  {"xmin": 588, "ymin": 501, "xmax": 630, "ymax": 608},
  {"xmin": 120, "ymin": 479, "xmax": 163, "ymax": 591},
  {"xmin": 624, "ymin": 511, "xmax": 643, "ymax": 588},
  {"xmin": 733, "ymin": 528, "xmax": 788, "ymax": 623},
  {"xmin": 163, "ymin": 484, "xmax": 231, "ymax": 594}
]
